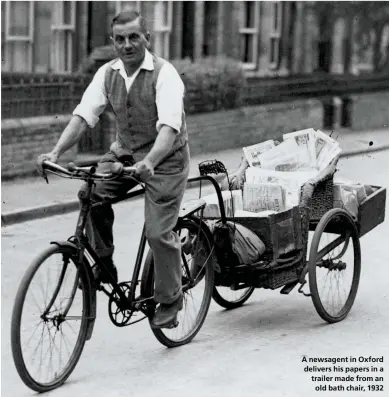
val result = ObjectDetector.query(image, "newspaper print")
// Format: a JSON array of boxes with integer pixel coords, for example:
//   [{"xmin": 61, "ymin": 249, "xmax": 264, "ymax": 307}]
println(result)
[
  {"xmin": 256, "ymin": 138, "xmax": 313, "ymax": 171},
  {"xmin": 243, "ymin": 183, "xmax": 286, "ymax": 212},
  {"xmin": 242, "ymin": 140, "xmax": 276, "ymax": 167},
  {"xmin": 283, "ymin": 128, "xmax": 318, "ymax": 169},
  {"xmin": 245, "ymin": 167, "xmax": 318, "ymax": 208},
  {"xmin": 314, "ymin": 129, "xmax": 342, "ymax": 170}
]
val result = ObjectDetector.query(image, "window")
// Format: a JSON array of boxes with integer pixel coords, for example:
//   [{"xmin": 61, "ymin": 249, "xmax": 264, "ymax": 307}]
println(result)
[
  {"xmin": 153, "ymin": 1, "xmax": 173, "ymax": 58},
  {"xmin": 3, "ymin": 1, "xmax": 34, "ymax": 72},
  {"xmin": 115, "ymin": 1, "xmax": 142, "ymax": 13},
  {"xmin": 269, "ymin": 1, "xmax": 283, "ymax": 69},
  {"xmin": 239, "ymin": 1, "xmax": 260, "ymax": 70},
  {"xmin": 51, "ymin": 1, "xmax": 76, "ymax": 72}
]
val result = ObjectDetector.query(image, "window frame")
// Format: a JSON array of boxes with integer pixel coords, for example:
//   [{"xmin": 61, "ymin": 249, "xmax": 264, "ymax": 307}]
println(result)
[
  {"xmin": 115, "ymin": 1, "xmax": 143, "ymax": 13},
  {"xmin": 4, "ymin": 1, "xmax": 34, "ymax": 71},
  {"xmin": 153, "ymin": 1, "xmax": 173, "ymax": 58},
  {"xmin": 269, "ymin": 1, "xmax": 283, "ymax": 70},
  {"xmin": 5, "ymin": 0, "xmax": 34, "ymax": 41},
  {"xmin": 51, "ymin": 1, "xmax": 76, "ymax": 73},
  {"xmin": 239, "ymin": 1, "xmax": 260, "ymax": 70}
]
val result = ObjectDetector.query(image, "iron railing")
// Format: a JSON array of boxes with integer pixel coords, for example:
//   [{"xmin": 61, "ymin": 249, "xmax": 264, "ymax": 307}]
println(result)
[
  {"xmin": 1, "ymin": 73, "xmax": 91, "ymax": 119},
  {"xmin": 2, "ymin": 71, "xmax": 389, "ymax": 120},
  {"xmin": 244, "ymin": 73, "xmax": 389, "ymax": 105}
]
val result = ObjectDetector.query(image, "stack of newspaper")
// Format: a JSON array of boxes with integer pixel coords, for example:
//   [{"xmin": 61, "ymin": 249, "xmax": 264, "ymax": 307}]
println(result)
[
  {"xmin": 245, "ymin": 167, "xmax": 318, "ymax": 209},
  {"xmin": 239, "ymin": 128, "xmax": 342, "ymax": 216},
  {"xmin": 242, "ymin": 128, "xmax": 341, "ymax": 172},
  {"xmin": 202, "ymin": 190, "xmax": 243, "ymax": 218}
]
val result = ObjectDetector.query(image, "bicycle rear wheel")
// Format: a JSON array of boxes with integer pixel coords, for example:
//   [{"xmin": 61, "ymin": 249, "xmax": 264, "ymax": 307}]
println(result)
[
  {"xmin": 212, "ymin": 286, "xmax": 255, "ymax": 310},
  {"xmin": 11, "ymin": 245, "xmax": 91, "ymax": 392},
  {"xmin": 141, "ymin": 218, "xmax": 214, "ymax": 348}
]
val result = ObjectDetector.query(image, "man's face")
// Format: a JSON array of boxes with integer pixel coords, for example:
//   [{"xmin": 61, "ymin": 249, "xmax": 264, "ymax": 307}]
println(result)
[{"xmin": 111, "ymin": 18, "xmax": 150, "ymax": 66}]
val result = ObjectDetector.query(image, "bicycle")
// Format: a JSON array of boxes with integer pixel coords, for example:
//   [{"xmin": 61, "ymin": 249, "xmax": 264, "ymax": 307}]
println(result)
[{"xmin": 11, "ymin": 160, "xmax": 215, "ymax": 393}]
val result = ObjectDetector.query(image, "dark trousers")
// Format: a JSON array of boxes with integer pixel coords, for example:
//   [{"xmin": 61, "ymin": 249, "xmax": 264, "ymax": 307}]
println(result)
[{"xmin": 79, "ymin": 144, "xmax": 190, "ymax": 304}]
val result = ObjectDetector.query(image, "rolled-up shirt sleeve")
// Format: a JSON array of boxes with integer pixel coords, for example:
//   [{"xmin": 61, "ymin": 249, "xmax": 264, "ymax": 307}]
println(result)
[
  {"xmin": 155, "ymin": 62, "xmax": 185, "ymax": 133},
  {"xmin": 73, "ymin": 64, "xmax": 109, "ymax": 128}
]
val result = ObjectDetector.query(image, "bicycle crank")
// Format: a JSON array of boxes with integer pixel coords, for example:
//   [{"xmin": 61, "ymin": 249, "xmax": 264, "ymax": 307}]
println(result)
[{"xmin": 108, "ymin": 282, "xmax": 135, "ymax": 327}]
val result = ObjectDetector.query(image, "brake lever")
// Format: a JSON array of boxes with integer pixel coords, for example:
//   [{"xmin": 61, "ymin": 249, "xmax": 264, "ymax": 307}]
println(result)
[{"xmin": 42, "ymin": 169, "xmax": 49, "ymax": 184}]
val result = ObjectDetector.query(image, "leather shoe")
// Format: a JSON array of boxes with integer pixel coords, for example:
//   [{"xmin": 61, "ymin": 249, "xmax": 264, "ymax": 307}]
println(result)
[{"xmin": 151, "ymin": 295, "xmax": 183, "ymax": 329}]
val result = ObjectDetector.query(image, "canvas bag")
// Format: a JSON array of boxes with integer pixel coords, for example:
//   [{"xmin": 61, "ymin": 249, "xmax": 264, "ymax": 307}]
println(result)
[{"xmin": 213, "ymin": 221, "xmax": 266, "ymax": 268}]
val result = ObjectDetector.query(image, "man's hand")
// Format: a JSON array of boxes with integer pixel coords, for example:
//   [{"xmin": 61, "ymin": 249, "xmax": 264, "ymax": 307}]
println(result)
[
  {"xmin": 37, "ymin": 152, "xmax": 59, "ymax": 176},
  {"xmin": 135, "ymin": 158, "xmax": 154, "ymax": 182}
]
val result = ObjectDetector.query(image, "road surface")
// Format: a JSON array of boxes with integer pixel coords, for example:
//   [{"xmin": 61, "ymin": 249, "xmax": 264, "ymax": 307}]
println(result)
[{"xmin": 2, "ymin": 151, "xmax": 389, "ymax": 397}]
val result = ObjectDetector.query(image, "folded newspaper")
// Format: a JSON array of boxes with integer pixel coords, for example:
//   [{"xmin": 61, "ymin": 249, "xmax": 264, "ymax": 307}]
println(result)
[
  {"xmin": 245, "ymin": 167, "xmax": 318, "ymax": 208},
  {"xmin": 243, "ymin": 183, "xmax": 286, "ymax": 212},
  {"xmin": 242, "ymin": 140, "xmax": 276, "ymax": 167},
  {"xmin": 314, "ymin": 129, "xmax": 342, "ymax": 171},
  {"xmin": 242, "ymin": 129, "xmax": 341, "ymax": 172},
  {"xmin": 202, "ymin": 190, "xmax": 243, "ymax": 217},
  {"xmin": 255, "ymin": 138, "xmax": 314, "ymax": 171}
]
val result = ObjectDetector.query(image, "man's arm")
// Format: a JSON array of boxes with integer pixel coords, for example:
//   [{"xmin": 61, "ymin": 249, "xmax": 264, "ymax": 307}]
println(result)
[
  {"xmin": 135, "ymin": 125, "xmax": 176, "ymax": 181},
  {"xmin": 37, "ymin": 64, "xmax": 109, "ymax": 174},
  {"xmin": 36, "ymin": 115, "xmax": 88, "ymax": 173},
  {"xmin": 145, "ymin": 125, "xmax": 177, "ymax": 167},
  {"xmin": 52, "ymin": 116, "xmax": 88, "ymax": 159}
]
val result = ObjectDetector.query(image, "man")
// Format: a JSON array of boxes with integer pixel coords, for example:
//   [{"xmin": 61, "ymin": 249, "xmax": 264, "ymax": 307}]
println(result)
[{"xmin": 37, "ymin": 10, "xmax": 189, "ymax": 329}]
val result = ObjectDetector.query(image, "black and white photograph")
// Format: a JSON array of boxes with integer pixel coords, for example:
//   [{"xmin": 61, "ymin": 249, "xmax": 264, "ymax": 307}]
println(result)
[{"xmin": 1, "ymin": 1, "xmax": 389, "ymax": 396}]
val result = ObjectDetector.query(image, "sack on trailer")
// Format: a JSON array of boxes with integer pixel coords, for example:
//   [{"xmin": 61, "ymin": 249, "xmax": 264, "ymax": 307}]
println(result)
[{"xmin": 213, "ymin": 221, "xmax": 266, "ymax": 267}]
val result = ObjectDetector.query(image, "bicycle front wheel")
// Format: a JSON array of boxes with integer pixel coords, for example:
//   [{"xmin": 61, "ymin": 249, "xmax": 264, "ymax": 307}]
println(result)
[
  {"xmin": 141, "ymin": 218, "xmax": 214, "ymax": 348},
  {"xmin": 11, "ymin": 245, "xmax": 90, "ymax": 393}
]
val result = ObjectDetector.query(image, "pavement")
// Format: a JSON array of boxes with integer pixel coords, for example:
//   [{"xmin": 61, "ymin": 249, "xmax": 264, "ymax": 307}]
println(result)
[{"xmin": 1, "ymin": 127, "xmax": 389, "ymax": 226}]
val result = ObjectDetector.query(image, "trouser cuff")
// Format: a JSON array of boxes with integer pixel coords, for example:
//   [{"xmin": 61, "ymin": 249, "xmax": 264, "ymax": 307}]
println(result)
[{"xmin": 154, "ymin": 288, "xmax": 182, "ymax": 305}]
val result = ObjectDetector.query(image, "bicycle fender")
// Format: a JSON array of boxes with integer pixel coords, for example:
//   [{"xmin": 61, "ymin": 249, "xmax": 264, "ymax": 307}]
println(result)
[
  {"xmin": 50, "ymin": 240, "xmax": 78, "ymax": 252},
  {"xmin": 49, "ymin": 240, "xmax": 97, "ymax": 341}
]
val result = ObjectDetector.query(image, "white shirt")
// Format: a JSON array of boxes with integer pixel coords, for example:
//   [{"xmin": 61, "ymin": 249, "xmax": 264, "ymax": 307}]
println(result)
[{"xmin": 73, "ymin": 49, "xmax": 185, "ymax": 133}]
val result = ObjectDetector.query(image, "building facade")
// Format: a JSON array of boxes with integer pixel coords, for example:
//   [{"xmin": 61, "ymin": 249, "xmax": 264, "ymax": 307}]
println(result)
[{"xmin": 2, "ymin": 1, "xmax": 381, "ymax": 77}]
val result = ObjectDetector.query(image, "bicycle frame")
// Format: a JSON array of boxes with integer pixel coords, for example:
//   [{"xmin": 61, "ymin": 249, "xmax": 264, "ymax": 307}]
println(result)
[{"xmin": 70, "ymin": 173, "xmax": 221, "ymax": 315}]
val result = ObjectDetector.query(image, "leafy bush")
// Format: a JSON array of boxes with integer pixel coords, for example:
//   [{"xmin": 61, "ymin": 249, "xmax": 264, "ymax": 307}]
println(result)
[
  {"xmin": 80, "ymin": 46, "xmax": 246, "ymax": 114},
  {"xmin": 78, "ymin": 45, "xmax": 116, "ymax": 75},
  {"xmin": 171, "ymin": 56, "xmax": 246, "ymax": 114}
]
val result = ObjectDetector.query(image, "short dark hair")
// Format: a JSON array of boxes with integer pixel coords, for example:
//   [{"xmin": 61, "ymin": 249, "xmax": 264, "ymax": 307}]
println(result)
[{"xmin": 111, "ymin": 10, "xmax": 148, "ymax": 34}]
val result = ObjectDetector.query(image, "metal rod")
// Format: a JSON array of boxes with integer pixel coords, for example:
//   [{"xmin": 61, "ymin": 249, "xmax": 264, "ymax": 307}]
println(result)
[{"xmin": 130, "ymin": 224, "xmax": 148, "ymax": 302}]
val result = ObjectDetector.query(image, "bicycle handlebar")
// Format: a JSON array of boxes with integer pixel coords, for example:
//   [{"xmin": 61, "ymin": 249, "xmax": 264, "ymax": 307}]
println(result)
[{"xmin": 42, "ymin": 160, "xmax": 137, "ymax": 181}]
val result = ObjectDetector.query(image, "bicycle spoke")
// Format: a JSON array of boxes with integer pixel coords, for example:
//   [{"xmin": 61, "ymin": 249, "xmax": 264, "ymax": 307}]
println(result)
[{"xmin": 13, "ymin": 247, "xmax": 88, "ymax": 390}]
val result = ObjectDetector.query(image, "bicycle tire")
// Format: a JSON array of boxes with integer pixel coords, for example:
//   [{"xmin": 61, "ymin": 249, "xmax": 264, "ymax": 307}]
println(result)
[
  {"xmin": 11, "ymin": 245, "xmax": 91, "ymax": 392},
  {"xmin": 141, "ymin": 218, "xmax": 214, "ymax": 348},
  {"xmin": 308, "ymin": 208, "xmax": 361, "ymax": 323},
  {"xmin": 212, "ymin": 286, "xmax": 255, "ymax": 310}
]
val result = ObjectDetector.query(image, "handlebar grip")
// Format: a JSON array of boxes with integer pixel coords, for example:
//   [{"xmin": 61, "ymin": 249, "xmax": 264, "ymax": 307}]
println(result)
[
  {"xmin": 67, "ymin": 162, "xmax": 77, "ymax": 172},
  {"xmin": 110, "ymin": 162, "xmax": 123, "ymax": 176},
  {"xmin": 123, "ymin": 165, "xmax": 137, "ymax": 174}
]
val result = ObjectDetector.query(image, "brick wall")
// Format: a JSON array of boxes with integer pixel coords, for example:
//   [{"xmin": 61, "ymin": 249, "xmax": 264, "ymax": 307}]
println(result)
[
  {"xmin": 187, "ymin": 99, "xmax": 323, "ymax": 156},
  {"xmin": 1, "ymin": 99, "xmax": 323, "ymax": 179},
  {"xmin": 1, "ymin": 115, "xmax": 77, "ymax": 179},
  {"xmin": 349, "ymin": 92, "xmax": 389, "ymax": 131}
]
